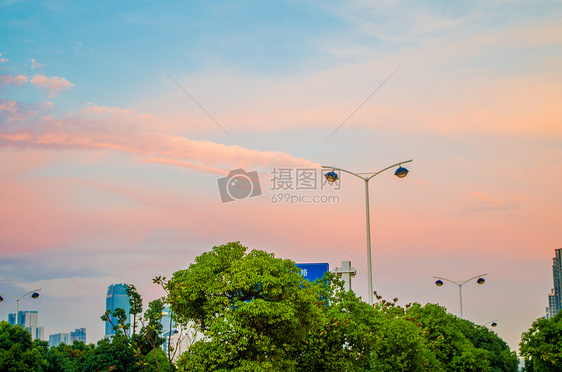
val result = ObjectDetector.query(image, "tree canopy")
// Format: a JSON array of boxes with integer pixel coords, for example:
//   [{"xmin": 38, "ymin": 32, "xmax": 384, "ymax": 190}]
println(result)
[
  {"xmin": 164, "ymin": 241, "xmax": 518, "ymax": 372},
  {"xmin": 0, "ymin": 321, "xmax": 45, "ymax": 372},
  {"xmin": 520, "ymin": 311, "xmax": 562, "ymax": 372},
  {"xmin": 165, "ymin": 241, "xmax": 326, "ymax": 370},
  {"xmin": 0, "ymin": 242, "xmax": 522, "ymax": 371}
]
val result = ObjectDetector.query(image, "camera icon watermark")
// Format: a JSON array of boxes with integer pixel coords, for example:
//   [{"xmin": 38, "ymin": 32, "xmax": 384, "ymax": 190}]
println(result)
[{"xmin": 217, "ymin": 168, "xmax": 262, "ymax": 203}]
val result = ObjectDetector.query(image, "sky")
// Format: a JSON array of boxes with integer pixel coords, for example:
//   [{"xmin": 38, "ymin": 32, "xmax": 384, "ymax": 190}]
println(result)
[{"xmin": 1, "ymin": 0, "xmax": 561, "ymax": 353}]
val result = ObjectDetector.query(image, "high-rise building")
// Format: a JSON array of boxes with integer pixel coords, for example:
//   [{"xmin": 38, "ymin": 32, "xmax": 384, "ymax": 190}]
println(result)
[
  {"xmin": 105, "ymin": 283, "xmax": 130, "ymax": 338},
  {"xmin": 49, "ymin": 333, "xmax": 71, "ymax": 347},
  {"xmin": 546, "ymin": 248, "xmax": 562, "ymax": 319},
  {"xmin": 71, "ymin": 327, "xmax": 87, "ymax": 343},
  {"xmin": 160, "ymin": 307, "xmax": 198, "ymax": 361},
  {"xmin": 161, "ymin": 306, "xmax": 173, "ymax": 354},
  {"xmin": 49, "ymin": 328, "xmax": 87, "ymax": 346},
  {"xmin": 7, "ymin": 311, "xmax": 44, "ymax": 340}
]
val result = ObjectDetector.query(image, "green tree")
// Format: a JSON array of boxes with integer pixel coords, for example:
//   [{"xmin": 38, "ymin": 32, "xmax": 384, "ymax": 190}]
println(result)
[
  {"xmin": 456, "ymin": 318, "xmax": 518, "ymax": 372},
  {"xmin": 101, "ymin": 307, "xmax": 130, "ymax": 338},
  {"xmin": 145, "ymin": 347, "xmax": 175, "ymax": 372},
  {"xmin": 520, "ymin": 311, "xmax": 562, "ymax": 372},
  {"xmin": 127, "ymin": 283, "xmax": 144, "ymax": 336},
  {"xmin": 165, "ymin": 243, "xmax": 426, "ymax": 371},
  {"xmin": 165, "ymin": 242, "xmax": 519, "ymax": 371},
  {"xmin": 81, "ymin": 336, "xmax": 140, "ymax": 372},
  {"xmin": 35, "ymin": 339, "xmax": 94, "ymax": 372},
  {"xmin": 403, "ymin": 302, "xmax": 518, "ymax": 372},
  {"xmin": 405, "ymin": 303, "xmax": 490, "ymax": 371},
  {"xmin": 167, "ymin": 242, "xmax": 325, "ymax": 371},
  {"xmin": 100, "ymin": 283, "xmax": 172, "ymax": 372},
  {"xmin": 132, "ymin": 298, "xmax": 167, "ymax": 370},
  {"xmin": 0, "ymin": 321, "xmax": 46, "ymax": 371}
]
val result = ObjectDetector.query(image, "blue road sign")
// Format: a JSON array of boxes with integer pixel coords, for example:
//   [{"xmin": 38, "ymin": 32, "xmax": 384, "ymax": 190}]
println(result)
[{"xmin": 296, "ymin": 263, "xmax": 329, "ymax": 283}]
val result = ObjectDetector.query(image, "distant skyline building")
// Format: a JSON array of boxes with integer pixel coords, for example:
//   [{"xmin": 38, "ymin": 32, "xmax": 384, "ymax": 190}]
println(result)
[
  {"xmin": 8, "ymin": 310, "xmax": 44, "ymax": 340},
  {"xmin": 71, "ymin": 327, "xmax": 87, "ymax": 343},
  {"xmin": 160, "ymin": 307, "xmax": 195, "ymax": 362},
  {"xmin": 49, "ymin": 333, "xmax": 71, "ymax": 347},
  {"xmin": 49, "ymin": 328, "xmax": 87, "ymax": 347},
  {"xmin": 105, "ymin": 283, "xmax": 130, "ymax": 338},
  {"xmin": 546, "ymin": 248, "xmax": 562, "ymax": 319},
  {"xmin": 161, "ymin": 306, "xmax": 173, "ymax": 355}
]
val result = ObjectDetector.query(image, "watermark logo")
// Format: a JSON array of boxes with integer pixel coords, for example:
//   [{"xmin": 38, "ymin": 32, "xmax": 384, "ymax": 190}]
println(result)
[
  {"xmin": 270, "ymin": 193, "xmax": 340, "ymax": 205},
  {"xmin": 269, "ymin": 168, "xmax": 341, "ymax": 205},
  {"xmin": 217, "ymin": 167, "xmax": 340, "ymax": 204},
  {"xmin": 270, "ymin": 168, "xmax": 341, "ymax": 191},
  {"xmin": 217, "ymin": 168, "xmax": 262, "ymax": 203}
]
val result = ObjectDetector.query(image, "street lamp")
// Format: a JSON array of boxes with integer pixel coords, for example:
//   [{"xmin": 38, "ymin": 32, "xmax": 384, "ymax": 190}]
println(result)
[
  {"xmin": 322, "ymin": 159, "xmax": 413, "ymax": 305},
  {"xmin": 0, "ymin": 289, "xmax": 42, "ymax": 325},
  {"xmin": 433, "ymin": 274, "xmax": 487, "ymax": 318},
  {"xmin": 482, "ymin": 319, "xmax": 499, "ymax": 328}
]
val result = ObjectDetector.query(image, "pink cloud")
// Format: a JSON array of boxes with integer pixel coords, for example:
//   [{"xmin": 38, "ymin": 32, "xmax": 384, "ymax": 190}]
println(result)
[
  {"xmin": 466, "ymin": 191, "xmax": 535, "ymax": 211},
  {"xmin": 30, "ymin": 74, "xmax": 74, "ymax": 97},
  {"xmin": 0, "ymin": 74, "xmax": 28, "ymax": 87},
  {"xmin": 0, "ymin": 99, "xmax": 54, "ymax": 123},
  {"xmin": 30, "ymin": 58, "xmax": 43, "ymax": 69},
  {"xmin": 470, "ymin": 191, "xmax": 502, "ymax": 205},
  {"xmin": 0, "ymin": 103, "xmax": 318, "ymax": 173},
  {"xmin": 140, "ymin": 157, "xmax": 227, "ymax": 175},
  {"xmin": 80, "ymin": 104, "xmax": 133, "ymax": 115}
]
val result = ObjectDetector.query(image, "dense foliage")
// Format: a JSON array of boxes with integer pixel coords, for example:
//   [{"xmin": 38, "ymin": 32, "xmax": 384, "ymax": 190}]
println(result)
[
  {"xmin": 520, "ymin": 311, "xmax": 562, "ymax": 371},
  {"xmin": 100, "ymin": 283, "xmax": 173, "ymax": 372},
  {"xmin": 0, "ymin": 280, "xmax": 173, "ymax": 371},
  {"xmin": 163, "ymin": 241, "xmax": 518, "ymax": 372},
  {"xmin": 0, "ymin": 321, "xmax": 46, "ymax": 371},
  {"xmin": 0, "ymin": 321, "xmax": 170, "ymax": 372},
  {"xmin": 1, "ymin": 242, "xmax": 523, "ymax": 371}
]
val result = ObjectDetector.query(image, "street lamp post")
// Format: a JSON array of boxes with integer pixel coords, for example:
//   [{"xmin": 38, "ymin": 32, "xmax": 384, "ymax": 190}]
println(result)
[
  {"xmin": 0, "ymin": 289, "xmax": 42, "ymax": 325},
  {"xmin": 323, "ymin": 159, "xmax": 413, "ymax": 305},
  {"xmin": 433, "ymin": 274, "xmax": 487, "ymax": 318}
]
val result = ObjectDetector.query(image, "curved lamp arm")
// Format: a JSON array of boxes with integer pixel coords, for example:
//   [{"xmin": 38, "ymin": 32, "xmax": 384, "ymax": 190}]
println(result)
[
  {"xmin": 433, "ymin": 274, "xmax": 487, "ymax": 287},
  {"xmin": 322, "ymin": 159, "xmax": 413, "ymax": 181},
  {"xmin": 0, "ymin": 288, "xmax": 41, "ymax": 301},
  {"xmin": 459, "ymin": 274, "xmax": 487, "ymax": 286},
  {"xmin": 17, "ymin": 289, "xmax": 42, "ymax": 301},
  {"xmin": 0, "ymin": 289, "xmax": 42, "ymax": 301},
  {"xmin": 365, "ymin": 159, "xmax": 414, "ymax": 181},
  {"xmin": 321, "ymin": 165, "xmax": 366, "ymax": 180}
]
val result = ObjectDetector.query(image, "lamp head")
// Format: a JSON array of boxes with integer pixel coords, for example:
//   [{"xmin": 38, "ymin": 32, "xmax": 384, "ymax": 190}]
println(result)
[
  {"xmin": 31, "ymin": 292, "xmax": 40, "ymax": 299},
  {"xmin": 0, "ymin": 296, "xmax": 3, "ymax": 302},
  {"xmin": 491, "ymin": 322, "xmax": 497, "ymax": 327},
  {"xmin": 477, "ymin": 277, "xmax": 485, "ymax": 285},
  {"xmin": 173, "ymin": 330, "xmax": 179, "ymax": 334},
  {"xmin": 394, "ymin": 166, "xmax": 409, "ymax": 178},
  {"xmin": 435, "ymin": 279, "xmax": 443, "ymax": 287},
  {"xmin": 324, "ymin": 171, "xmax": 339, "ymax": 183}
]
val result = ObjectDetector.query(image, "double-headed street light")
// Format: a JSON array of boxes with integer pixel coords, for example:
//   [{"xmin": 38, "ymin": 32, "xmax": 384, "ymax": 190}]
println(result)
[
  {"xmin": 0, "ymin": 289, "xmax": 42, "ymax": 325},
  {"xmin": 433, "ymin": 274, "xmax": 487, "ymax": 318},
  {"xmin": 322, "ymin": 159, "xmax": 413, "ymax": 305}
]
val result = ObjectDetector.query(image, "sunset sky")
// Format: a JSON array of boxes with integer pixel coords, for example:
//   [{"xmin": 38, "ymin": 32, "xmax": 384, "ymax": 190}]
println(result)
[{"xmin": 1, "ymin": 0, "xmax": 561, "ymax": 352}]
